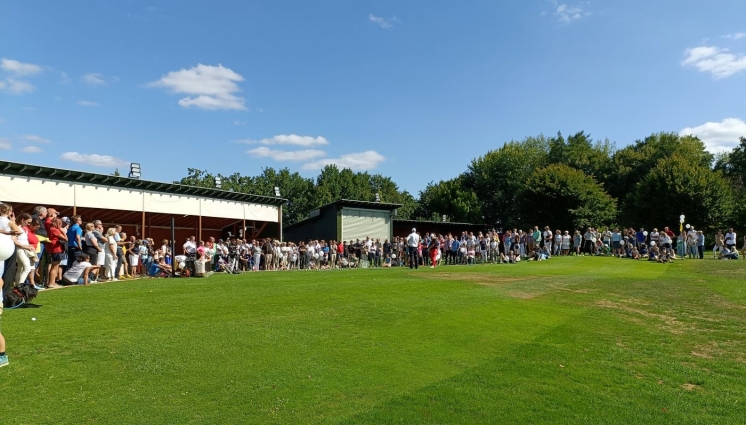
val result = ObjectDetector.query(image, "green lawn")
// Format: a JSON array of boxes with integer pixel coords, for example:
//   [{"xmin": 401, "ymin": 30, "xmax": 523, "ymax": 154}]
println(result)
[{"xmin": 2, "ymin": 257, "xmax": 745, "ymax": 424}]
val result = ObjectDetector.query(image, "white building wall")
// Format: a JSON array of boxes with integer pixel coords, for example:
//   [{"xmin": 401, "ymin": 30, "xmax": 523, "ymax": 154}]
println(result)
[{"xmin": 0, "ymin": 174, "xmax": 279, "ymax": 222}]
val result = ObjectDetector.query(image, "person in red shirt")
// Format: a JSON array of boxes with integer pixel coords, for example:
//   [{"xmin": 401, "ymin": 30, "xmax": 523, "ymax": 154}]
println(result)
[
  {"xmin": 45, "ymin": 217, "xmax": 68, "ymax": 288},
  {"xmin": 664, "ymin": 226, "xmax": 676, "ymax": 239}
]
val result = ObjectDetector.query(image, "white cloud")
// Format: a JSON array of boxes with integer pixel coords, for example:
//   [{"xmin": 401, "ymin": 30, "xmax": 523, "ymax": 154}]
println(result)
[
  {"xmin": 369, "ymin": 14, "xmax": 398, "ymax": 29},
  {"xmin": 682, "ymin": 45, "xmax": 746, "ymax": 79},
  {"xmin": 82, "ymin": 73, "xmax": 108, "ymax": 86},
  {"xmin": 722, "ymin": 32, "xmax": 746, "ymax": 40},
  {"xmin": 554, "ymin": 2, "xmax": 591, "ymax": 23},
  {"xmin": 77, "ymin": 100, "xmax": 101, "ymax": 107},
  {"xmin": 302, "ymin": 150, "xmax": 386, "ymax": 171},
  {"xmin": 21, "ymin": 134, "xmax": 51, "ymax": 144},
  {"xmin": 0, "ymin": 78, "xmax": 35, "ymax": 94},
  {"xmin": 236, "ymin": 134, "xmax": 329, "ymax": 147},
  {"xmin": 680, "ymin": 118, "xmax": 746, "ymax": 153},
  {"xmin": 61, "ymin": 152, "xmax": 129, "ymax": 168},
  {"xmin": 247, "ymin": 147, "xmax": 326, "ymax": 162},
  {"xmin": 234, "ymin": 120, "xmax": 247, "ymax": 126},
  {"xmin": 20, "ymin": 146, "xmax": 43, "ymax": 153},
  {"xmin": 148, "ymin": 64, "xmax": 247, "ymax": 111},
  {"xmin": 0, "ymin": 138, "xmax": 11, "ymax": 150},
  {"xmin": 0, "ymin": 58, "xmax": 43, "ymax": 76}
]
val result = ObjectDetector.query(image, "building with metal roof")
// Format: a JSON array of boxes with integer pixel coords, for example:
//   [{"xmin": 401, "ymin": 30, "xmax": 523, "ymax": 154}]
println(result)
[
  {"xmin": 0, "ymin": 160, "xmax": 286, "ymax": 243},
  {"xmin": 283, "ymin": 199, "xmax": 402, "ymax": 243}
]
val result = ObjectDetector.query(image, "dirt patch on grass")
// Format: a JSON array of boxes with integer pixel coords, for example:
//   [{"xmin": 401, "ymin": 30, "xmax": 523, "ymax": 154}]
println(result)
[
  {"xmin": 681, "ymin": 382, "xmax": 701, "ymax": 391},
  {"xmin": 508, "ymin": 291, "xmax": 537, "ymax": 299},
  {"xmin": 596, "ymin": 300, "xmax": 684, "ymax": 334},
  {"xmin": 426, "ymin": 273, "xmax": 524, "ymax": 288}
]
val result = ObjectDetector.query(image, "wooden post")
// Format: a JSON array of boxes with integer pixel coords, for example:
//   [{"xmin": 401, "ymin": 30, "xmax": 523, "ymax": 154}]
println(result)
[
  {"xmin": 141, "ymin": 211, "xmax": 146, "ymax": 239},
  {"xmin": 242, "ymin": 219, "xmax": 246, "ymax": 241},
  {"xmin": 278, "ymin": 205, "xmax": 283, "ymax": 242},
  {"xmin": 198, "ymin": 215, "xmax": 202, "ymax": 241}
]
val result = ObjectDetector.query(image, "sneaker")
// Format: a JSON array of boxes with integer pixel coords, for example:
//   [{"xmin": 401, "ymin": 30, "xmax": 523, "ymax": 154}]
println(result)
[
  {"xmin": 33, "ymin": 284, "xmax": 45, "ymax": 291},
  {"xmin": 0, "ymin": 355, "xmax": 8, "ymax": 368}
]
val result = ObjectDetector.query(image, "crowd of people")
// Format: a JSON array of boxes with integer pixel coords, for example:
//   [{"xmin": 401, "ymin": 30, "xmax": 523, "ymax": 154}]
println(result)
[{"xmin": 1, "ymin": 201, "xmax": 746, "ymax": 369}]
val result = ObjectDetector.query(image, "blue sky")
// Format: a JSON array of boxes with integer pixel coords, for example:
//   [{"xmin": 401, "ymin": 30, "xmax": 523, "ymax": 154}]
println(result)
[{"xmin": 1, "ymin": 0, "xmax": 745, "ymax": 194}]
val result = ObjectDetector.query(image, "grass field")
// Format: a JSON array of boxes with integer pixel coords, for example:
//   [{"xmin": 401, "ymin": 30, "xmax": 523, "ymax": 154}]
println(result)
[{"xmin": 1, "ymin": 257, "xmax": 745, "ymax": 424}]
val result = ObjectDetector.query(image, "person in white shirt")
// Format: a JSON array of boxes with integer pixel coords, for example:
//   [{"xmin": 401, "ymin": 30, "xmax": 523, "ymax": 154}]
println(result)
[
  {"xmin": 183, "ymin": 237, "xmax": 197, "ymax": 255},
  {"xmin": 406, "ymin": 228, "xmax": 420, "ymax": 270},
  {"xmin": 62, "ymin": 253, "xmax": 93, "ymax": 285},
  {"xmin": 725, "ymin": 228, "xmax": 737, "ymax": 250},
  {"xmin": 543, "ymin": 227, "xmax": 553, "ymax": 253}
]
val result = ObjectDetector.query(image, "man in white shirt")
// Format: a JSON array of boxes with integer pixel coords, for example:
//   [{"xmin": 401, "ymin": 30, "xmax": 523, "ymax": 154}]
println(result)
[
  {"xmin": 725, "ymin": 228, "xmax": 737, "ymax": 249},
  {"xmin": 543, "ymin": 227, "xmax": 553, "ymax": 253},
  {"xmin": 407, "ymin": 228, "xmax": 420, "ymax": 270},
  {"xmin": 183, "ymin": 237, "xmax": 197, "ymax": 256}
]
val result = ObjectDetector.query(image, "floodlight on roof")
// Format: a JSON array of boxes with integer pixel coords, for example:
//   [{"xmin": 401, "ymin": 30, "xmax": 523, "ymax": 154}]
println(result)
[
  {"xmin": 375, "ymin": 193, "xmax": 381, "ymax": 202},
  {"xmin": 274, "ymin": 186, "xmax": 281, "ymax": 197},
  {"xmin": 129, "ymin": 163, "xmax": 141, "ymax": 179},
  {"xmin": 215, "ymin": 176, "xmax": 222, "ymax": 189}
]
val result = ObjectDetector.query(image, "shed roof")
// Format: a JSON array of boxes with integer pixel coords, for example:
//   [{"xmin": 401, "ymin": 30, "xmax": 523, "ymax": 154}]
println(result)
[{"xmin": 0, "ymin": 160, "xmax": 287, "ymax": 206}]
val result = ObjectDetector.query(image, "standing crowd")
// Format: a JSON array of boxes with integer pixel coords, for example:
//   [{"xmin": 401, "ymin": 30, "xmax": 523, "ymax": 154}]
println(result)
[{"xmin": 1, "ymin": 201, "xmax": 745, "ymax": 369}]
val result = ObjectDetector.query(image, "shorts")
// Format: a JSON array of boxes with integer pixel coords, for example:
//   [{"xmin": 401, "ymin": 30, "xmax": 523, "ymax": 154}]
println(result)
[
  {"xmin": 97, "ymin": 251, "xmax": 106, "ymax": 266},
  {"xmin": 128, "ymin": 255, "xmax": 139, "ymax": 267},
  {"xmin": 52, "ymin": 252, "xmax": 64, "ymax": 262},
  {"xmin": 612, "ymin": 241, "xmax": 621, "ymax": 249}
]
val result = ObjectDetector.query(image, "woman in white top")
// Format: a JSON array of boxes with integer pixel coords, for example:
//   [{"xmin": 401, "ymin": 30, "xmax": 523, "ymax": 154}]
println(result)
[
  {"xmin": 84, "ymin": 223, "xmax": 102, "ymax": 281},
  {"xmin": 105, "ymin": 228, "xmax": 119, "ymax": 280},
  {"xmin": 13, "ymin": 213, "xmax": 36, "ymax": 286},
  {"xmin": 561, "ymin": 231, "xmax": 571, "ymax": 255},
  {"xmin": 554, "ymin": 230, "xmax": 562, "ymax": 256}
]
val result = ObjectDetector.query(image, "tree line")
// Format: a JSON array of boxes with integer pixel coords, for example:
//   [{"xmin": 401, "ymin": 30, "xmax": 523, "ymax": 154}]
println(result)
[{"xmin": 178, "ymin": 131, "xmax": 746, "ymax": 234}]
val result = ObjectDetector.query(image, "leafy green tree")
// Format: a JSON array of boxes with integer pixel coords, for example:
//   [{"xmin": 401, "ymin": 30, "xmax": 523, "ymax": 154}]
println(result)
[
  {"xmin": 714, "ymin": 136, "xmax": 746, "ymax": 190},
  {"xmin": 418, "ymin": 176, "xmax": 482, "ymax": 223},
  {"xmin": 462, "ymin": 135, "xmax": 550, "ymax": 228},
  {"xmin": 547, "ymin": 131, "xmax": 615, "ymax": 181},
  {"xmin": 521, "ymin": 164, "xmax": 617, "ymax": 230},
  {"xmin": 625, "ymin": 155, "xmax": 735, "ymax": 232},
  {"xmin": 608, "ymin": 133, "xmax": 713, "ymax": 202}
]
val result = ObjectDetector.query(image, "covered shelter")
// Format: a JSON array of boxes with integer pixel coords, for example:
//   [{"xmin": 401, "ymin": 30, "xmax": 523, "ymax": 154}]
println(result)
[
  {"xmin": 393, "ymin": 219, "xmax": 491, "ymax": 238},
  {"xmin": 284, "ymin": 199, "xmax": 401, "ymax": 243},
  {"xmin": 0, "ymin": 160, "xmax": 286, "ymax": 244}
]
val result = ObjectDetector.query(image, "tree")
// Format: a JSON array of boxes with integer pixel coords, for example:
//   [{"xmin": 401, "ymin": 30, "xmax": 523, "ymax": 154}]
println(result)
[
  {"xmin": 462, "ymin": 135, "xmax": 550, "ymax": 228},
  {"xmin": 714, "ymin": 136, "xmax": 746, "ymax": 190},
  {"xmin": 521, "ymin": 164, "xmax": 617, "ymax": 230},
  {"xmin": 608, "ymin": 132, "xmax": 713, "ymax": 202},
  {"xmin": 625, "ymin": 155, "xmax": 735, "ymax": 232},
  {"xmin": 418, "ymin": 176, "xmax": 482, "ymax": 223},
  {"xmin": 547, "ymin": 131, "xmax": 615, "ymax": 181}
]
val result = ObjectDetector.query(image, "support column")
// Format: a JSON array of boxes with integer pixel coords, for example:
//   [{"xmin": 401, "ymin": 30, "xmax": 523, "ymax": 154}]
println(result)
[
  {"xmin": 242, "ymin": 219, "xmax": 246, "ymax": 241},
  {"xmin": 141, "ymin": 211, "xmax": 146, "ymax": 239},
  {"xmin": 278, "ymin": 205, "xmax": 283, "ymax": 242},
  {"xmin": 198, "ymin": 215, "xmax": 202, "ymax": 241}
]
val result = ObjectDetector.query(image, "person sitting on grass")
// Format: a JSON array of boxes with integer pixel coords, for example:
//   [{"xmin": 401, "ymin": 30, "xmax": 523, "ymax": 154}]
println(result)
[
  {"xmin": 383, "ymin": 254, "xmax": 392, "ymax": 268},
  {"xmin": 150, "ymin": 257, "xmax": 172, "ymax": 277},
  {"xmin": 61, "ymin": 253, "xmax": 93, "ymax": 285},
  {"xmin": 719, "ymin": 246, "xmax": 740, "ymax": 260},
  {"xmin": 648, "ymin": 245, "xmax": 658, "ymax": 261},
  {"xmin": 541, "ymin": 245, "xmax": 551, "ymax": 259},
  {"xmin": 658, "ymin": 248, "xmax": 675, "ymax": 263},
  {"xmin": 630, "ymin": 245, "xmax": 641, "ymax": 260}
]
